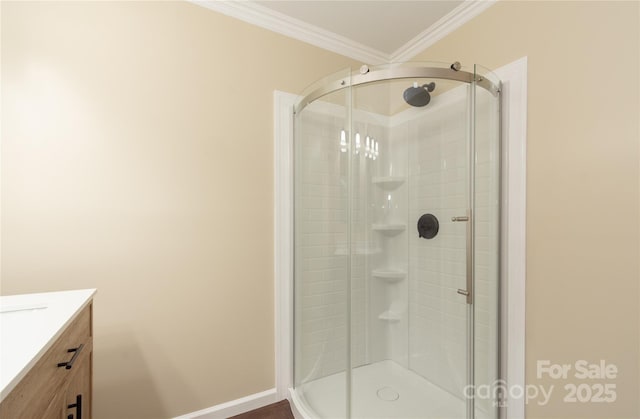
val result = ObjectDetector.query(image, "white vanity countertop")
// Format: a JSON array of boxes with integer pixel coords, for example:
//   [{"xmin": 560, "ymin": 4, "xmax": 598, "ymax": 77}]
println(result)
[{"xmin": 0, "ymin": 288, "xmax": 96, "ymax": 402}]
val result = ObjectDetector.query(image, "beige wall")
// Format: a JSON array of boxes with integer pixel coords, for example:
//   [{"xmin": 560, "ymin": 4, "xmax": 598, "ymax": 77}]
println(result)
[
  {"xmin": 2, "ymin": 1, "xmax": 639, "ymax": 418},
  {"xmin": 416, "ymin": 1, "xmax": 639, "ymax": 417},
  {"xmin": 0, "ymin": 1, "xmax": 358, "ymax": 417}
]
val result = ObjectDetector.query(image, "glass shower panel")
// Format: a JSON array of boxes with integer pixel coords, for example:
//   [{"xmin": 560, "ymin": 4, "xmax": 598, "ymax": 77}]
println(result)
[
  {"xmin": 347, "ymin": 76, "xmax": 471, "ymax": 419},
  {"xmin": 407, "ymin": 80, "xmax": 471, "ymax": 419},
  {"xmin": 350, "ymin": 79, "xmax": 411, "ymax": 418},
  {"xmin": 294, "ymin": 69, "xmax": 351, "ymax": 418},
  {"xmin": 473, "ymin": 65, "xmax": 501, "ymax": 419}
]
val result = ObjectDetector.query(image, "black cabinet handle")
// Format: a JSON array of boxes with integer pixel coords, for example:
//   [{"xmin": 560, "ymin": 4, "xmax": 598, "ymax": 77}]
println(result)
[
  {"xmin": 68, "ymin": 394, "xmax": 82, "ymax": 419},
  {"xmin": 57, "ymin": 344, "xmax": 84, "ymax": 370}
]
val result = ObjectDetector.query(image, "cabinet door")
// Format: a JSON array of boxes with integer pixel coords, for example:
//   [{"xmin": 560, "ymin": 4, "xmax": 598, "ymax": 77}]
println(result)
[
  {"xmin": 42, "ymin": 391, "xmax": 65, "ymax": 419},
  {"xmin": 64, "ymin": 349, "xmax": 92, "ymax": 419}
]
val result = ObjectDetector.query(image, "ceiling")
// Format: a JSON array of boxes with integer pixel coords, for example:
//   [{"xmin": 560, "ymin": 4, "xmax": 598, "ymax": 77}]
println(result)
[
  {"xmin": 192, "ymin": 0, "xmax": 494, "ymax": 63},
  {"xmin": 254, "ymin": 1, "xmax": 464, "ymax": 56}
]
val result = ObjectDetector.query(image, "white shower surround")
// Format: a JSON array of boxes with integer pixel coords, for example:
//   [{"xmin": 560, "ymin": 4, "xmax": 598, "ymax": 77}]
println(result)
[{"xmin": 274, "ymin": 57, "xmax": 527, "ymax": 419}]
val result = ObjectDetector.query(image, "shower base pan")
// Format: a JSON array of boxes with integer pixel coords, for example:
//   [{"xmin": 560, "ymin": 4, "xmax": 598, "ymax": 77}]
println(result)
[{"xmin": 291, "ymin": 360, "xmax": 466, "ymax": 419}]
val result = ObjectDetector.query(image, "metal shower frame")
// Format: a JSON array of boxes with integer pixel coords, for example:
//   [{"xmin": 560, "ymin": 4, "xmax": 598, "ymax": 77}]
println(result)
[{"xmin": 294, "ymin": 63, "xmax": 501, "ymax": 114}]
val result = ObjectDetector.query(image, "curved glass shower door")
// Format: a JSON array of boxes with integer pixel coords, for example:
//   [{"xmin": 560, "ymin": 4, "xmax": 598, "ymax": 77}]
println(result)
[
  {"xmin": 293, "ymin": 68, "xmax": 352, "ymax": 418},
  {"xmin": 293, "ymin": 63, "xmax": 501, "ymax": 419},
  {"xmin": 349, "ymin": 75, "xmax": 471, "ymax": 419},
  {"xmin": 472, "ymin": 64, "xmax": 501, "ymax": 419}
]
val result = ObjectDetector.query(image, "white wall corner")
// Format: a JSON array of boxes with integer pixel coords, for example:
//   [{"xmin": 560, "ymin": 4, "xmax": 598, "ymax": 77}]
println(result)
[
  {"xmin": 495, "ymin": 56, "xmax": 527, "ymax": 419},
  {"xmin": 274, "ymin": 90, "xmax": 298, "ymax": 401}
]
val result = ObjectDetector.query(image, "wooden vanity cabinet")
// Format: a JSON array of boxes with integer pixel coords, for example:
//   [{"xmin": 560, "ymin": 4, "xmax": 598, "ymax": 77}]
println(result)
[
  {"xmin": 0, "ymin": 303, "xmax": 93, "ymax": 419},
  {"xmin": 61, "ymin": 343, "xmax": 92, "ymax": 419}
]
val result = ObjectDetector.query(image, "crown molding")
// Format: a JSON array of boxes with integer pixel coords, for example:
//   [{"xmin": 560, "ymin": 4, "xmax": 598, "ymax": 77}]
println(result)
[
  {"xmin": 389, "ymin": 0, "xmax": 497, "ymax": 62},
  {"xmin": 190, "ymin": 0, "xmax": 388, "ymax": 64},
  {"xmin": 190, "ymin": 0, "xmax": 495, "ymax": 65}
]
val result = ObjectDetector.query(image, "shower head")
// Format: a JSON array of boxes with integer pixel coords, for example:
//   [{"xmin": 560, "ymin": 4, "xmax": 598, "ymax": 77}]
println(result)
[{"xmin": 403, "ymin": 82, "xmax": 436, "ymax": 107}]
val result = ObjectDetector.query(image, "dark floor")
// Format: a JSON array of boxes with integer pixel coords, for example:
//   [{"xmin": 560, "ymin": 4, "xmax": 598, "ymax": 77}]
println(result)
[{"xmin": 229, "ymin": 399, "xmax": 295, "ymax": 419}]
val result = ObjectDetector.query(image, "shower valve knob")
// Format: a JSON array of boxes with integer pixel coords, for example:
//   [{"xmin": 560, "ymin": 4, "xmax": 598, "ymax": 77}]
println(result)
[{"xmin": 417, "ymin": 214, "xmax": 439, "ymax": 239}]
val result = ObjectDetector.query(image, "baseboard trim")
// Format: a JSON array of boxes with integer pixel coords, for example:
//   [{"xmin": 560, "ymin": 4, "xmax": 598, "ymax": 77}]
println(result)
[{"xmin": 174, "ymin": 388, "xmax": 278, "ymax": 419}]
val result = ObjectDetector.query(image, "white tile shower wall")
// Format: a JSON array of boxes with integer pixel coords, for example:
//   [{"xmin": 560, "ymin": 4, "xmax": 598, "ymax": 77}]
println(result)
[
  {"xmin": 296, "ymin": 109, "xmax": 349, "ymax": 384},
  {"xmin": 350, "ymin": 119, "xmax": 382, "ymax": 369},
  {"xmin": 398, "ymin": 86, "xmax": 499, "ymax": 406},
  {"xmin": 295, "ymin": 105, "xmax": 390, "ymax": 384},
  {"xmin": 404, "ymin": 96, "xmax": 470, "ymax": 397},
  {"xmin": 368, "ymin": 127, "xmax": 409, "ymax": 368}
]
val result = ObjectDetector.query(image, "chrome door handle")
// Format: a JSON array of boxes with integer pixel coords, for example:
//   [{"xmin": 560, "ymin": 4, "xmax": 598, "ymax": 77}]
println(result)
[
  {"xmin": 451, "ymin": 216, "xmax": 469, "ymax": 222},
  {"xmin": 457, "ymin": 289, "xmax": 470, "ymax": 296}
]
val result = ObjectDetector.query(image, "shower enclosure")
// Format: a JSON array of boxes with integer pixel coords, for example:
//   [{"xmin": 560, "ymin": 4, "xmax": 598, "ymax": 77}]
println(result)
[{"xmin": 292, "ymin": 62, "xmax": 501, "ymax": 419}]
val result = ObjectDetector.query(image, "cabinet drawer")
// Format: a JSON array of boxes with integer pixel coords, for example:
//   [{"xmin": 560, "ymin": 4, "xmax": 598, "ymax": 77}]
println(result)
[
  {"xmin": 0, "ymin": 304, "xmax": 92, "ymax": 417},
  {"xmin": 42, "ymin": 339, "xmax": 93, "ymax": 419}
]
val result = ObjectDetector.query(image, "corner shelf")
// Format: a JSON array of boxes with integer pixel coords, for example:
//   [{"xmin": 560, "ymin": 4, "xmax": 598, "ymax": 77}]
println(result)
[
  {"xmin": 372, "ymin": 176, "xmax": 406, "ymax": 190},
  {"xmin": 378, "ymin": 310, "xmax": 402, "ymax": 322},
  {"xmin": 372, "ymin": 224, "xmax": 406, "ymax": 235},
  {"xmin": 372, "ymin": 269, "xmax": 406, "ymax": 283}
]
